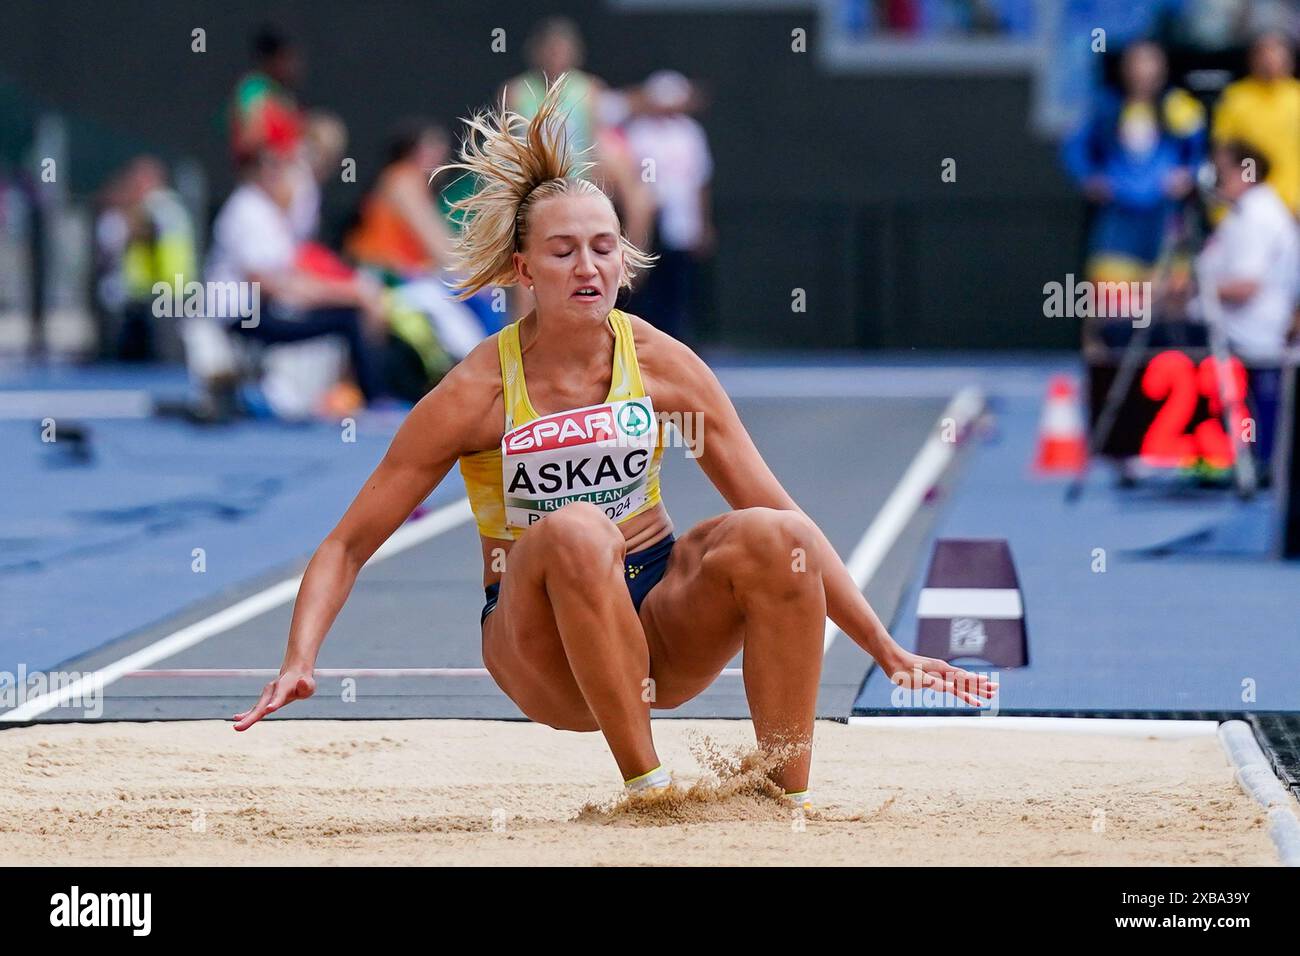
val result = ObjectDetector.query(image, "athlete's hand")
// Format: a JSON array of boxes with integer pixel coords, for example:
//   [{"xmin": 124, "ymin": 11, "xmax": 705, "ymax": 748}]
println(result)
[
  {"xmin": 232, "ymin": 668, "xmax": 317, "ymax": 730},
  {"xmin": 881, "ymin": 651, "xmax": 999, "ymax": 708}
]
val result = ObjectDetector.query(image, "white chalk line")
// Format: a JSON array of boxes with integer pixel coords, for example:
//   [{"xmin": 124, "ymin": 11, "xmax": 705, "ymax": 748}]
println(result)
[
  {"xmin": 848, "ymin": 715, "xmax": 1219, "ymax": 737},
  {"xmin": 823, "ymin": 386, "xmax": 985, "ymax": 655},
  {"xmin": 0, "ymin": 498, "xmax": 474, "ymax": 722}
]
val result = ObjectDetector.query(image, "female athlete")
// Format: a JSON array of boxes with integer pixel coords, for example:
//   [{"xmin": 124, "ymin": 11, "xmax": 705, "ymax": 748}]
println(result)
[{"xmin": 233, "ymin": 77, "xmax": 998, "ymax": 808}]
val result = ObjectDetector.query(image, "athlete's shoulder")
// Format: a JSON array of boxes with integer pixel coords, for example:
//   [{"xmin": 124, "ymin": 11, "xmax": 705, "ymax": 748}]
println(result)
[
  {"xmin": 447, "ymin": 329, "xmax": 506, "ymax": 392},
  {"xmin": 621, "ymin": 312, "xmax": 720, "ymax": 403},
  {"xmin": 621, "ymin": 311, "xmax": 686, "ymax": 363},
  {"xmin": 401, "ymin": 332, "xmax": 506, "ymax": 455}
]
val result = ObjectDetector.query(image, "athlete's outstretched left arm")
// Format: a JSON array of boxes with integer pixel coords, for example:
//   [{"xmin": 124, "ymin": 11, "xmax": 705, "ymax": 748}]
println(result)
[{"xmin": 649, "ymin": 330, "xmax": 996, "ymax": 707}]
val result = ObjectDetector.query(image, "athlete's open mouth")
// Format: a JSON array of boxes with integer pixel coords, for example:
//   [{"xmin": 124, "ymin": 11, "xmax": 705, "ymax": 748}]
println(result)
[{"xmin": 571, "ymin": 285, "xmax": 602, "ymax": 299}]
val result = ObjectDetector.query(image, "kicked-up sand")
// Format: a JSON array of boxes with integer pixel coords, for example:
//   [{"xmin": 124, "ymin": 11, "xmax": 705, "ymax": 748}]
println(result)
[{"xmin": 0, "ymin": 718, "xmax": 1279, "ymax": 866}]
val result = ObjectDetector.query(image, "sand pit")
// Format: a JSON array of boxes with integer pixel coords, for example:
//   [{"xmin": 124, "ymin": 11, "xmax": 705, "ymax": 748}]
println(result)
[{"xmin": 0, "ymin": 719, "xmax": 1278, "ymax": 866}]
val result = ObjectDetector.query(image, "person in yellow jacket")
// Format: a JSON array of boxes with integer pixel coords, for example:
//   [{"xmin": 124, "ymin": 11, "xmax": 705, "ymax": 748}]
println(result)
[
  {"xmin": 1214, "ymin": 32, "xmax": 1300, "ymax": 215},
  {"xmin": 118, "ymin": 157, "xmax": 197, "ymax": 361}
]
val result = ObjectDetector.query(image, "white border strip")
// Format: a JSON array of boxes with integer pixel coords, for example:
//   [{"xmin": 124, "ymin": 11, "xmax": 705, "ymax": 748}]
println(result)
[
  {"xmin": 824, "ymin": 386, "xmax": 985, "ymax": 654},
  {"xmin": 848, "ymin": 716, "xmax": 1220, "ymax": 737},
  {"xmin": 917, "ymin": 587, "xmax": 1023, "ymax": 619},
  {"xmin": 1, "ymin": 498, "xmax": 474, "ymax": 722},
  {"xmin": 1218, "ymin": 720, "xmax": 1300, "ymax": 866}
]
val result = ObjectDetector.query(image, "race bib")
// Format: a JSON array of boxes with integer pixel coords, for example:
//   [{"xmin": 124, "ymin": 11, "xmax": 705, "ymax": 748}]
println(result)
[{"xmin": 502, "ymin": 396, "xmax": 657, "ymax": 529}]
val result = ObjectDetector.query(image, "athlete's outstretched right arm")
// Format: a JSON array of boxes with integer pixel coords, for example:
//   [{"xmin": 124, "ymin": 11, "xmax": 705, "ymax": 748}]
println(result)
[{"xmin": 233, "ymin": 354, "xmax": 493, "ymax": 730}]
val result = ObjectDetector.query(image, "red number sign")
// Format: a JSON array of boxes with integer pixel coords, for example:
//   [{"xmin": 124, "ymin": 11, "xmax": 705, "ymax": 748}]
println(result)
[{"xmin": 1139, "ymin": 350, "xmax": 1248, "ymax": 468}]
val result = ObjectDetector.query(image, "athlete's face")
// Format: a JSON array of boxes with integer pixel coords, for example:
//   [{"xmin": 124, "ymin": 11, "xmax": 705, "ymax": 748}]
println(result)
[{"xmin": 516, "ymin": 192, "xmax": 624, "ymax": 320}]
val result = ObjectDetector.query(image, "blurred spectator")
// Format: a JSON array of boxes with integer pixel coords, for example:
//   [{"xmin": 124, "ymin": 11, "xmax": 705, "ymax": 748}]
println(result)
[
  {"xmin": 94, "ymin": 156, "xmax": 196, "ymax": 361},
  {"xmin": 1213, "ymin": 31, "xmax": 1300, "ymax": 214},
  {"xmin": 504, "ymin": 17, "xmax": 653, "ymax": 251},
  {"xmin": 347, "ymin": 119, "xmax": 488, "ymax": 363},
  {"xmin": 840, "ymin": 0, "xmax": 1038, "ymax": 38},
  {"xmin": 228, "ymin": 25, "xmax": 305, "ymax": 165},
  {"xmin": 624, "ymin": 71, "xmax": 715, "ymax": 344},
  {"xmin": 204, "ymin": 147, "xmax": 387, "ymax": 403},
  {"xmin": 1063, "ymin": 42, "xmax": 1205, "ymax": 288},
  {"xmin": 1195, "ymin": 138, "xmax": 1299, "ymax": 467},
  {"xmin": 506, "ymin": 18, "xmax": 597, "ymax": 154},
  {"xmin": 1197, "ymin": 139, "xmax": 1299, "ymax": 364},
  {"xmin": 289, "ymin": 110, "xmax": 348, "ymax": 242},
  {"xmin": 347, "ymin": 120, "xmax": 454, "ymax": 276},
  {"xmin": 91, "ymin": 169, "xmax": 132, "ymax": 355}
]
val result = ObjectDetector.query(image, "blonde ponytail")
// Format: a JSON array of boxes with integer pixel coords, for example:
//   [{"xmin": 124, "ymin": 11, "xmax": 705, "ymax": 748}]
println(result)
[{"xmin": 436, "ymin": 73, "xmax": 655, "ymax": 299}]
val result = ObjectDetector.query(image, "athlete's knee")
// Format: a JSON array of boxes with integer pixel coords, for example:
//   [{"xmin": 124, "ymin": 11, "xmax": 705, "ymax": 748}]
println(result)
[
  {"xmin": 701, "ymin": 509, "xmax": 822, "ymax": 609},
  {"xmin": 723, "ymin": 508, "xmax": 821, "ymax": 576},
  {"xmin": 511, "ymin": 685, "xmax": 602, "ymax": 732},
  {"xmin": 533, "ymin": 502, "xmax": 624, "ymax": 580}
]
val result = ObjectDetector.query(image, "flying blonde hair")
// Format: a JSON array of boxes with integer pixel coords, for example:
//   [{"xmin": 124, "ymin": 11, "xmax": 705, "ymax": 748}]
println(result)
[{"xmin": 436, "ymin": 73, "xmax": 654, "ymax": 299}]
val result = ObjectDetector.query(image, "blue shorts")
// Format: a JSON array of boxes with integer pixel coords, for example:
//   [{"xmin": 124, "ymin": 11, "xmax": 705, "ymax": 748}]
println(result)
[{"xmin": 481, "ymin": 533, "xmax": 676, "ymax": 626}]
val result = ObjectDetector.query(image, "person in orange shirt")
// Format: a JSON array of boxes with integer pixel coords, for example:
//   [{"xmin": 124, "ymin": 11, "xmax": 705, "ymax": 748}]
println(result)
[
  {"xmin": 1214, "ymin": 32, "xmax": 1300, "ymax": 215},
  {"xmin": 347, "ymin": 121, "xmax": 493, "ymax": 367},
  {"xmin": 346, "ymin": 121, "xmax": 455, "ymax": 277}
]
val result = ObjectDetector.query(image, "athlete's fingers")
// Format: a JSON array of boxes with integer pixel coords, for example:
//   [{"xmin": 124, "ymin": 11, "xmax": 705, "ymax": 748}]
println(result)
[
  {"xmin": 951, "ymin": 669, "xmax": 997, "ymax": 698},
  {"xmin": 930, "ymin": 664, "xmax": 997, "ymax": 699},
  {"xmin": 233, "ymin": 692, "xmax": 273, "ymax": 728},
  {"xmin": 920, "ymin": 670, "xmax": 985, "ymax": 707},
  {"xmin": 940, "ymin": 676, "xmax": 983, "ymax": 707},
  {"xmin": 232, "ymin": 683, "xmax": 276, "ymax": 731},
  {"xmin": 240, "ymin": 681, "xmax": 276, "ymax": 719},
  {"xmin": 944, "ymin": 671, "xmax": 988, "ymax": 705}
]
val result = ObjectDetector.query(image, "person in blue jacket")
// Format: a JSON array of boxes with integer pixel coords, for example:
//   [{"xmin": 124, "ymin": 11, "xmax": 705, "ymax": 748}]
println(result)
[{"xmin": 1063, "ymin": 40, "xmax": 1206, "ymax": 288}]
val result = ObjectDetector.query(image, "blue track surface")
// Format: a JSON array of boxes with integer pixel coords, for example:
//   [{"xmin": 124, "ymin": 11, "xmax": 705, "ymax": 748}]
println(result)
[
  {"xmin": 0, "ymin": 365, "xmax": 453, "ymax": 675},
  {"xmin": 855, "ymin": 392, "xmax": 1300, "ymax": 715}
]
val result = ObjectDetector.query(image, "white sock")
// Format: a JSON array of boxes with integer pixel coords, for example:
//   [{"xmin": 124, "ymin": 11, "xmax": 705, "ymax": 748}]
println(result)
[
  {"xmin": 624, "ymin": 765, "xmax": 672, "ymax": 792},
  {"xmin": 785, "ymin": 788, "xmax": 813, "ymax": 809}
]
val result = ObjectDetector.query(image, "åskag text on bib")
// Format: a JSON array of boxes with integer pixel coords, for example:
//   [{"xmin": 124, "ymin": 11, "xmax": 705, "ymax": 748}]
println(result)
[{"xmin": 502, "ymin": 397, "xmax": 658, "ymax": 529}]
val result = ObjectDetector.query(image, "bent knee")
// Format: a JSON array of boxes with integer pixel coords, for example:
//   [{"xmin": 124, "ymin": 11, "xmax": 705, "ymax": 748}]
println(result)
[
  {"xmin": 724, "ymin": 508, "xmax": 820, "ymax": 570},
  {"xmin": 701, "ymin": 508, "xmax": 822, "ymax": 603},
  {"xmin": 530, "ymin": 502, "xmax": 624, "ymax": 577}
]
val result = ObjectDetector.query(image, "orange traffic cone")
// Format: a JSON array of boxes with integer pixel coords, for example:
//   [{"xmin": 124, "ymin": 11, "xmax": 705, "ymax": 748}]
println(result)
[{"xmin": 1034, "ymin": 374, "xmax": 1087, "ymax": 473}]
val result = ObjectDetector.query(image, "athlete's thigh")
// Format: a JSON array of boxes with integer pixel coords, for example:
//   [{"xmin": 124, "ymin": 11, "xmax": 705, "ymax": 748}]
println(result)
[
  {"xmin": 638, "ymin": 513, "xmax": 747, "ymax": 706},
  {"xmin": 481, "ymin": 532, "xmax": 597, "ymax": 729}
]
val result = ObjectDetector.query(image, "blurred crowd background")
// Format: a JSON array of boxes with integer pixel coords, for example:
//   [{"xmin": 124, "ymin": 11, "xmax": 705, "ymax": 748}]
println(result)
[{"xmin": 0, "ymin": 0, "xmax": 1298, "ymax": 423}]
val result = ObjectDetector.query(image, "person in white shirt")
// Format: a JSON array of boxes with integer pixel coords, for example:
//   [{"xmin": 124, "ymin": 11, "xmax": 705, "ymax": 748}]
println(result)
[
  {"xmin": 624, "ymin": 71, "xmax": 715, "ymax": 343},
  {"xmin": 205, "ymin": 147, "xmax": 388, "ymax": 402},
  {"xmin": 286, "ymin": 110, "xmax": 348, "ymax": 242},
  {"xmin": 1195, "ymin": 138, "xmax": 1300, "ymax": 467},
  {"xmin": 1198, "ymin": 139, "xmax": 1300, "ymax": 364}
]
